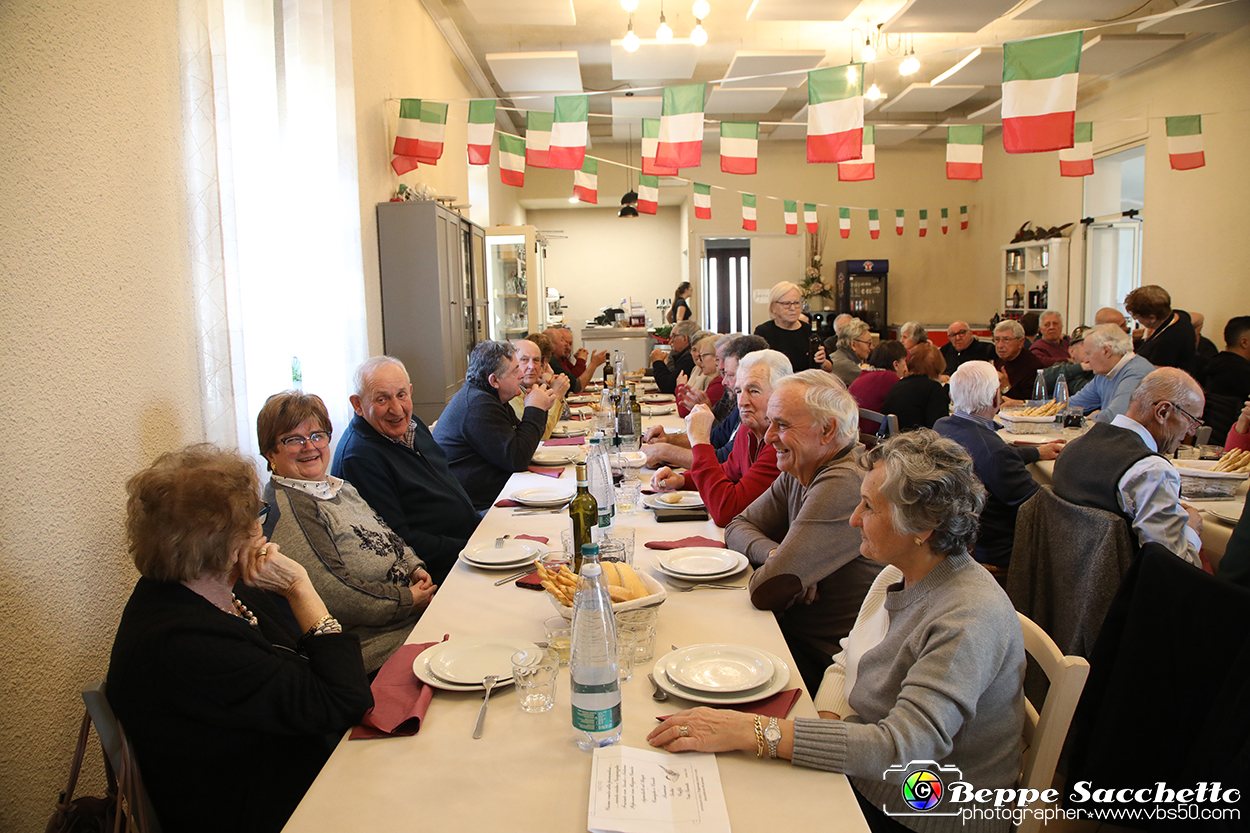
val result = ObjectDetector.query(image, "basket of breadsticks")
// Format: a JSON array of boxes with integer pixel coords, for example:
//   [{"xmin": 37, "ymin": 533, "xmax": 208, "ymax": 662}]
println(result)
[
  {"xmin": 1173, "ymin": 450, "xmax": 1250, "ymax": 498},
  {"xmin": 535, "ymin": 559, "xmax": 666, "ymax": 619},
  {"xmin": 999, "ymin": 400, "xmax": 1064, "ymax": 434}
]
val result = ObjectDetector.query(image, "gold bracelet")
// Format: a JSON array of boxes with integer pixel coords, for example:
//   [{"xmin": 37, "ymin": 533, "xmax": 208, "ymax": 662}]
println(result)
[
  {"xmin": 753, "ymin": 715, "xmax": 766, "ymax": 759},
  {"xmin": 302, "ymin": 614, "xmax": 336, "ymax": 641}
]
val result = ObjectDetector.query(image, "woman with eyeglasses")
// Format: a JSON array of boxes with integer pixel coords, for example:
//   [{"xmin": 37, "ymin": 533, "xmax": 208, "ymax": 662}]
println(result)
[
  {"xmin": 753, "ymin": 281, "xmax": 828, "ymax": 373},
  {"xmin": 257, "ymin": 390, "xmax": 436, "ymax": 673}
]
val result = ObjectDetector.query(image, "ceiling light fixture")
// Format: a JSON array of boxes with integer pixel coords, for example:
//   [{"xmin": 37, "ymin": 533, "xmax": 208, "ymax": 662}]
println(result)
[
  {"xmin": 900, "ymin": 51, "xmax": 920, "ymax": 76},
  {"xmin": 621, "ymin": 0, "xmax": 638, "ymax": 10},
  {"xmin": 622, "ymin": 16, "xmax": 640, "ymax": 52},
  {"xmin": 846, "ymin": 65, "xmax": 857, "ymax": 82},
  {"xmin": 569, "ymin": 196, "xmax": 580, "ymax": 203},
  {"xmin": 862, "ymin": 36, "xmax": 876, "ymax": 63},
  {"xmin": 866, "ymin": 83, "xmax": 882, "ymax": 100},
  {"xmin": 656, "ymin": 2, "xmax": 673, "ymax": 41},
  {"xmin": 692, "ymin": 0, "xmax": 710, "ymax": 17},
  {"xmin": 620, "ymin": 126, "xmax": 639, "ymax": 218},
  {"xmin": 690, "ymin": 21, "xmax": 708, "ymax": 46}
]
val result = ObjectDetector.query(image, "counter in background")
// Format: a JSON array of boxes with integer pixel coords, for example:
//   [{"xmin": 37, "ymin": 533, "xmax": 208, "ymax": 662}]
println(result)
[{"xmin": 580, "ymin": 327, "xmax": 654, "ymax": 372}]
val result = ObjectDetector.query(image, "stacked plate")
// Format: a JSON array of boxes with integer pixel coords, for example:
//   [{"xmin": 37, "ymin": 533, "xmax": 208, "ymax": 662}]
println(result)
[
  {"xmin": 459, "ymin": 538, "xmax": 548, "ymax": 570},
  {"xmin": 509, "ymin": 487, "xmax": 574, "ymax": 508},
  {"xmin": 531, "ymin": 447, "xmax": 578, "ymax": 466},
  {"xmin": 650, "ymin": 644, "xmax": 791, "ymax": 705},
  {"xmin": 639, "ymin": 393, "xmax": 675, "ymax": 404},
  {"xmin": 1207, "ymin": 498, "xmax": 1246, "ymax": 525},
  {"xmin": 651, "ymin": 547, "xmax": 747, "ymax": 581},
  {"xmin": 413, "ymin": 637, "xmax": 540, "ymax": 691},
  {"xmin": 641, "ymin": 404, "xmax": 676, "ymax": 415},
  {"xmin": 643, "ymin": 492, "xmax": 705, "ymax": 510},
  {"xmin": 551, "ymin": 424, "xmax": 587, "ymax": 438}
]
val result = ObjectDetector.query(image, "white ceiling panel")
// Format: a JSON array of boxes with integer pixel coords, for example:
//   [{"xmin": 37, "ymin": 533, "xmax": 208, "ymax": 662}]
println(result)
[
  {"xmin": 766, "ymin": 122, "xmax": 808, "ymax": 140},
  {"xmin": 930, "ymin": 48, "xmax": 1003, "ymax": 87},
  {"xmin": 611, "ymin": 40, "xmax": 699, "ymax": 81},
  {"xmin": 1079, "ymin": 34, "xmax": 1186, "ymax": 77},
  {"xmin": 508, "ymin": 91, "xmax": 582, "ymax": 114},
  {"xmin": 705, "ymin": 87, "xmax": 787, "ymax": 114},
  {"xmin": 1015, "ymin": 0, "xmax": 1144, "ymax": 20},
  {"xmin": 462, "ymin": 0, "xmax": 575, "ymax": 26},
  {"xmin": 1137, "ymin": 0, "xmax": 1250, "ymax": 34},
  {"xmin": 873, "ymin": 125, "xmax": 929, "ymax": 145},
  {"xmin": 885, "ymin": 0, "xmax": 1021, "ymax": 32},
  {"xmin": 879, "ymin": 84, "xmax": 983, "ymax": 113},
  {"xmin": 965, "ymin": 98, "xmax": 1002, "ymax": 123},
  {"xmin": 747, "ymin": 0, "xmax": 865, "ymax": 21},
  {"xmin": 722, "ymin": 50, "xmax": 828, "ymax": 88},
  {"xmin": 610, "ymin": 96, "xmax": 663, "ymax": 140},
  {"xmin": 486, "ymin": 52, "xmax": 583, "ymax": 93}
]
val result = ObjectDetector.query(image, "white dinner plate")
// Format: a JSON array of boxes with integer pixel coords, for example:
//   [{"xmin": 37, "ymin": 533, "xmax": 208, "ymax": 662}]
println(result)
[
  {"xmin": 651, "ymin": 647, "xmax": 791, "ymax": 705},
  {"xmin": 643, "ymin": 492, "xmax": 705, "ymax": 510},
  {"xmin": 570, "ymin": 406, "xmax": 594, "ymax": 417},
  {"xmin": 665, "ymin": 644, "xmax": 776, "ymax": 693},
  {"xmin": 509, "ymin": 487, "xmax": 575, "ymax": 508},
  {"xmin": 1207, "ymin": 499, "xmax": 1246, "ymax": 525},
  {"xmin": 412, "ymin": 651, "xmax": 512, "ymax": 691},
  {"xmin": 567, "ymin": 395, "xmax": 597, "ymax": 404},
  {"xmin": 460, "ymin": 539, "xmax": 548, "ymax": 569},
  {"xmin": 551, "ymin": 424, "xmax": 587, "ymax": 438},
  {"xmin": 530, "ymin": 447, "xmax": 578, "ymax": 466},
  {"xmin": 655, "ymin": 547, "xmax": 746, "ymax": 577},
  {"xmin": 650, "ymin": 555, "xmax": 748, "ymax": 583},
  {"xmin": 427, "ymin": 637, "xmax": 538, "ymax": 686},
  {"xmin": 642, "ymin": 404, "xmax": 676, "ymax": 416},
  {"xmin": 639, "ymin": 393, "xmax": 675, "ymax": 403}
]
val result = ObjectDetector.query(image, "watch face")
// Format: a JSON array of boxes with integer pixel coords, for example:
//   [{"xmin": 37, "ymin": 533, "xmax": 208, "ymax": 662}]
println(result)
[{"xmin": 765, "ymin": 725, "xmax": 782, "ymax": 742}]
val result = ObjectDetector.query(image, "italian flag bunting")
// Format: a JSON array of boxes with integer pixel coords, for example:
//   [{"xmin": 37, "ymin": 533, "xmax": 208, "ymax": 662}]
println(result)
[
  {"xmin": 525, "ymin": 111, "xmax": 553, "ymax": 168},
  {"xmin": 467, "ymin": 100, "xmax": 496, "ymax": 166},
  {"xmin": 838, "ymin": 206, "xmax": 851, "ymax": 238},
  {"xmin": 416, "ymin": 102, "xmax": 448, "ymax": 164},
  {"xmin": 895, "ymin": 209, "xmax": 905, "ymax": 235},
  {"xmin": 742, "ymin": 194, "xmax": 757, "ymax": 231},
  {"xmin": 573, "ymin": 158, "xmax": 598, "ymax": 204},
  {"xmin": 642, "ymin": 119, "xmax": 678, "ymax": 176},
  {"xmin": 499, "ymin": 133, "xmax": 526, "ymax": 187},
  {"xmin": 838, "ymin": 125, "xmax": 875, "ymax": 181},
  {"xmin": 869, "ymin": 209, "xmax": 880, "ymax": 239},
  {"xmin": 784, "ymin": 200, "xmax": 798, "ymax": 235},
  {"xmin": 637, "ymin": 175, "xmax": 659, "ymax": 214},
  {"xmin": 1059, "ymin": 121, "xmax": 1094, "ymax": 176},
  {"xmin": 919, "ymin": 209, "xmax": 928, "ymax": 237},
  {"xmin": 693, "ymin": 183, "xmax": 712, "ymax": 220},
  {"xmin": 804, "ymin": 203, "xmax": 818, "ymax": 233},
  {"xmin": 548, "ymin": 95, "xmax": 589, "ymax": 170},
  {"xmin": 391, "ymin": 98, "xmax": 422, "ymax": 175},
  {"xmin": 657, "ymin": 83, "xmax": 705, "ymax": 169},
  {"xmin": 1167, "ymin": 115, "xmax": 1205, "ymax": 170},
  {"xmin": 960, "ymin": 205, "xmax": 969, "ymax": 230},
  {"xmin": 720, "ymin": 122, "xmax": 759, "ymax": 175},
  {"xmin": 946, "ymin": 125, "xmax": 984, "ymax": 180},
  {"xmin": 807, "ymin": 64, "xmax": 864, "ymax": 164},
  {"xmin": 1002, "ymin": 31, "xmax": 1082, "ymax": 153},
  {"xmin": 941, "ymin": 208, "xmax": 949, "ymax": 234}
]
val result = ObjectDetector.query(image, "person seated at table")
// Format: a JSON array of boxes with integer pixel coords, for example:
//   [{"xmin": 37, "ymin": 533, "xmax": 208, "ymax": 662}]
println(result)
[
  {"xmin": 935, "ymin": 362, "xmax": 1062, "ymax": 569},
  {"xmin": 1029, "ymin": 310, "xmax": 1071, "ymax": 367},
  {"xmin": 848, "ymin": 340, "xmax": 907, "ymax": 432},
  {"xmin": 725, "ymin": 370, "xmax": 883, "ymax": 692},
  {"xmin": 1054, "ymin": 368, "xmax": 1205, "ymax": 566},
  {"xmin": 651, "ymin": 431, "xmax": 1025, "ymax": 833},
  {"xmin": 824, "ymin": 317, "xmax": 871, "ymax": 387},
  {"xmin": 1095, "ymin": 306, "xmax": 1130, "ymax": 332},
  {"xmin": 941, "ymin": 319, "xmax": 996, "ymax": 377},
  {"xmin": 511, "ymin": 336, "xmax": 569, "ymax": 440},
  {"xmin": 1040, "ymin": 325, "xmax": 1095, "ymax": 398},
  {"xmin": 754, "ymin": 281, "xmax": 827, "ymax": 373},
  {"xmin": 433, "ymin": 340, "xmax": 557, "ymax": 512},
  {"xmin": 648, "ymin": 320, "xmax": 699, "ymax": 395},
  {"xmin": 1124, "ymin": 284, "xmax": 1197, "ymax": 374},
  {"xmin": 1205, "ymin": 316, "xmax": 1250, "ymax": 404},
  {"xmin": 1020, "ymin": 311, "xmax": 1040, "ymax": 346},
  {"xmin": 544, "ymin": 327, "xmax": 608, "ymax": 394},
  {"xmin": 1065, "ymin": 324, "xmax": 1155, "ymax": 423},
  {"xmin": 108, "ymin": 444, "xmax": 372, "ymax": 833},
  {"xmin": 880, "ymin": 341, "xmax": 950, "ymax": 432},
  {"xmin": 651, "ymin": 350, "xmax": 791, "ymax": 526},
  {"xmin": 257, "ymin": 391, "xmax": 437, "ymax": 674},
  {"xmin": 1191, "ymin": 311, "xmax": 1220, "ymax": 382},
  {"xmin": 331, "ymin": 356, "xmax": 480, "ymax": 584},
  {"xmin": 1226, "ymin": 398, "xmax": 1250, "ymax": 452},
  {"xmin": 676, "ymin": 333, "xmax": 725, "ymax": 418},
  {"xmin": 898, "ymin": 321, "xmax": 928, "ymax": 353},
  {"xmin": 993, "ymin": 319, "xmax": 1045, "ymax": 402}
]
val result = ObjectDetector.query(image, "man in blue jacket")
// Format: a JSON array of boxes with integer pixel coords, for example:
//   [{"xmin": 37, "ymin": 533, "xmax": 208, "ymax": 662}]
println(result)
[{"xmin": 1067, "ymin": 324, "xmax": 1155, "ymax": 422}]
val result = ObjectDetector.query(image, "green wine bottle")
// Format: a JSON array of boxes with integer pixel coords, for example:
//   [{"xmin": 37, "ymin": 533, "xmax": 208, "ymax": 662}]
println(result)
[{"xmin": 569, "ymin": 461, "xmax": 598, "ymax": 573}]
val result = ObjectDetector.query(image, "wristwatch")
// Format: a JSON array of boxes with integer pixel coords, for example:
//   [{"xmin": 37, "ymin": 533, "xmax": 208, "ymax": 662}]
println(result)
[{"xmin": 764, "ymin": 716, "xmax": 781, "ymax": 759}]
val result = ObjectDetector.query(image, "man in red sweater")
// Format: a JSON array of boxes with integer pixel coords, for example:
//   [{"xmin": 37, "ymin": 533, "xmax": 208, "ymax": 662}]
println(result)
[{"xmin": 651, "ymin": 349, "xmax": 792, "ymax": 526}]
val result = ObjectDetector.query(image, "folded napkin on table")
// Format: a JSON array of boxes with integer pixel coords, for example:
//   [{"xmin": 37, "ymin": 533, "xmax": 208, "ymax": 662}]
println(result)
[
  {"xmin": 515, "ymin": 534, "xmax": 549, "ymax": 544},
  {"xmin": 645, "ymin": 535, "xmax": 726, "ymax": 550},
  {"xmin": 494, "ymin": 498, "xmax": 521, "ymax": 507},
  {"xmin": 654, "ymin": 689, "xmax": 801, "ymax": 723},
  {"xmin": 512, "ymin": 534, "xmax": 550, "ymax": 588},
  {"xmin": 350, "ymin": 639, "xmax": 443, "ymax": 739},
  {"xmin": 543, "ymin": 437, "xmax": 585, "ymax": 446},
  {"xmin": 527, "ymin": 466, "xmax": 565, "ymax": 478}
]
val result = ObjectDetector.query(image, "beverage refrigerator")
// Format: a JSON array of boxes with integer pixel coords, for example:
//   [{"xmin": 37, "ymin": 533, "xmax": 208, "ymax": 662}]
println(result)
[{"xmin": 835, "ymin": 259, "xmax": 889, "ymax": 338}]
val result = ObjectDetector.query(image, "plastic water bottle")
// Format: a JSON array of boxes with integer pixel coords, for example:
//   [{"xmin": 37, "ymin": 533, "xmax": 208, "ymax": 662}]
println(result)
[
  {"xmin": 596, "ymin": 388, "xmax": 615, "ymax": 434},
  {"xmin": 587, "ymin": 436, "xmax": 616, "ymax": 530},
  {"xmin": 570, "ymin": 545, "xmax": 621, "ymax": 750},
  {"xmin": 1054, "ymin": 372, "xmax": 1070, "ymax": 410},
  {"xmin": 1032, "ymin": 368, "xmax": 1047, "ymax": 401}
]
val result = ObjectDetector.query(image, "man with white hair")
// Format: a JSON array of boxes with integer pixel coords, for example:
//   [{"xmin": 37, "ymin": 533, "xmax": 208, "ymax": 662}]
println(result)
[
  {"xmin": 510, "ymin": 336, "xmax": 570, "ymax": 440},
  {"xmin": 649, "ymin": 319, "xmax": 700, "ymax": 394},
  {"xmin": 725, "ymin": 370, "xmax": 883, "ymax": 692},
  {"xmin": 1054, "ymin": 368, "xmax": 1206, "ymax": 565},
  {"xmin": 1066, "ymin": 324, "xmax": 1155, "ymax": 422},
  {"xmin": 1029, "ymin": 311, "xmax": 1071, "ymax": 367},
  {"xmin": 993, "ymin": 319, "xmax": 1046, "ymax": 401},
  {"xmin": 935, "ymin": 362, "xmax": 1062, "ymax": 568}
]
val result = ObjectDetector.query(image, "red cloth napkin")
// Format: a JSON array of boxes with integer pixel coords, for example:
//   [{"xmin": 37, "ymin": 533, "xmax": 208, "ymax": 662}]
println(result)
[
  {"xmin": 527, "ymin": 466, "xmax": 565, "ymax": 478},
  {"xmin": 653, "ymin": 689, "xmax": 802, "ymax": 723},
  {"xmin": 543, "ymin": 437, "xmax": 585, "ymax": 446},
  {"xmin": 350, "ymin": 640, "xmax": 441, "ymax": 739},
  {"xmin": 515, "ymin": 534, "xmax": 549, "ymax": 544},
  {"xmin": 645, "ymin": 535, "xmax": 727, "ymax": 550},
  {"xmin": 494, "ymin": 499, "xmax": 520, "ymax": 507}
]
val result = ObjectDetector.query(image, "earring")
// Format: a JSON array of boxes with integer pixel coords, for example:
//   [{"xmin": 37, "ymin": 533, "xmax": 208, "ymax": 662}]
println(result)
[{"xmin": 914, "ymin": 537, "xmax": 923, "ymax": 546}]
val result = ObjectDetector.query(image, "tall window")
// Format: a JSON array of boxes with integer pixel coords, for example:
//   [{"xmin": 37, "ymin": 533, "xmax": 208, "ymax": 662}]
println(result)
[
  {"xmin": 703, "ymin": 240, "xmax": 751, "ymax": 333},
  {"xmin": 1082, "ymin": 145, "xmax": 1144, "ymax": 322}
]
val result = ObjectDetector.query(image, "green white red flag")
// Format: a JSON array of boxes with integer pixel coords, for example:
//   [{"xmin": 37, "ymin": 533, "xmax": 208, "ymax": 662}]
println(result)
[
  {"xmin": 526, "ymin": 111, "xmax": 553, "ymax": 168},
  {"xmin": 1059, "ymin": 121, "xmax": 1094, "ymax": 176},
  {"xmin": 642, "ymin": 119, "xmax": 678, "ymax": 175},
  {"xmin": 742, "ymin": 194, "xmax": 757, "ymax": 231},
  {"xmin": 657, "ymin": 83, "xmax": 705, "ymax": 169},
  {"xmin": 838, "ymin": 206, "xmax": 851, "ymax": 238},
  {"xmin": 838, "ymin": 125, "xmax": 875, "ymax": 181},
  {"xmin": 415, "ymin": 102, "xmax": 448, "ymax": 164},
  {"xmin": 919, "ymin": 209, "xmax": 928, "ymax": 237},
  {"xmin": 392, "ymin": 98, "xmax": 422, "ymax": 174},
  {"xmin": 549, "ymin": 95, "xmax": 589, "ymax": 169},
  {"xmin": 804, "ymin": 203, "xmax": 818, "ymax": 233},
  {"xmin": 869, "ymin": 209, "xmax": 880, "ymax": 239},
  {"xmin": 720, "ymin": 122, "xmax": 758, "ymax": 175},
  {"xmin": 807, "ymin": 64, "xmax": 864, "ymax": 163},
  {"xmin": 946, "ymin": 125, "xmax": 984, "ymax": 180},
  {"xmin": 693, "ymin": 183, "xmax": 712, "ymax": 220},
  {"xmin": 467, "ymin": 100, "xmax": 496, "ymax": 166},
  {"xmin": 573, "ymin": 158, "xmax": 597, "ymax": 204},
  {"xmin": 638, "ymin": 175, "xmax": 659, "ymax": 214},
  {"xmin": 1002, "ymin": 31, "xmax": 1082, "ymax": 153},
  {"xmin": 895, "ymin": 209, "xmax": 905, "ymax": 235},
  {"xmin": 960, "ymin": 205, "xmax": 969, "ymax": 230},
  {"xmin": 1167, "ymin": 115, "xmax": 1205, "ymax": 170},
  {"xmin": 784, "ymin": 200, "xmax": 798, "ymax": 235},
  {"xmin": 499, "ymin": 133, "xmax": 526, "ymax": 187},
  {"xmin": 941, "ymin": 208, "xmax": 949, "ymax": 234}
]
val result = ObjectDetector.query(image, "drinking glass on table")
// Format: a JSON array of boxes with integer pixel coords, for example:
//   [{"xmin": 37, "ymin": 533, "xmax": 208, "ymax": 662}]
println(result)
[
  {"xmin": 543, "ymin": 616, "xmax": 572, "ymax": 666},
  {"xmin": 615, "ymin": 608, "xmax": 658, "ymax": 663},
  {"xmin": 511, "ymin": 648, "xmax": 558, "ymax": 713},
  {"xmin": 603, "ymin": 525, "xmax": 635, "ymax": 565},
  {"xmin": 616, "ymin": 631, "xmax": 638, "ymax": 682},
  {"xmin": 616, "ymin": 479, "xmax": 642, "ymax": 515}
]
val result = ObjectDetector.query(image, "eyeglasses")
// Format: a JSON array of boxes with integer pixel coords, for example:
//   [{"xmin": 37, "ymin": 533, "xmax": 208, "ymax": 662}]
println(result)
[
  {"xmin": 948, "ymin": 329, "xmax": 970, "ymax": 338},
  {"xmin": 992, "ymin": 336, "xmax": 1021, "ymax": 344},
  {"xmin": 853, "ymin": 338, "xmax": 873, "ymax": 346},
  {"xmin": 699, "ymin": 352, "xmax": 717, "ymax": 360},
  {"xmin": 278, "ymin": 431, "xmax": 332, "ymax": 449},
  {"xmin": 776, "ymin": 301, "xmax": 803, "ymax": 309},
  {"xmin": 1155, "ymin": 401, "xmax": 1203, "ymax": 431}
]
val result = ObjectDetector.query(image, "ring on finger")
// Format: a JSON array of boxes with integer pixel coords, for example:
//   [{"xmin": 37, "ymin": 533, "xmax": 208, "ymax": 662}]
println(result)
[{"xmin": 678, "ymin": 725, "xmax": 690, "ymax": 738}]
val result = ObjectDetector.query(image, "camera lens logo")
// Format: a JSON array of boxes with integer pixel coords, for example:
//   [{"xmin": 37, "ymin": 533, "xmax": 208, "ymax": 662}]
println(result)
[{"xmin": 901, "ymin": 770, "xmax": 944, "ymax": 811}]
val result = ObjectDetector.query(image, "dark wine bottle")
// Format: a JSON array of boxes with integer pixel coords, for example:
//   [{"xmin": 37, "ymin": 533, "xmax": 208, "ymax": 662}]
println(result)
[{"xmin": 808, "ymin": 319, "xmax": 823, "ymax": 365}]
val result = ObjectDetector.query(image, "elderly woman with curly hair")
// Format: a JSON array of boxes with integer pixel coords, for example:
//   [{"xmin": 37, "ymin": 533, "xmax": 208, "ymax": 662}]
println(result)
[
  {"xmin": 108, "ymin": 444, "xmax": 372, "ymax": 833},
  {"xmin": 652, "ymin": 430, "xmax": 1026, "ymax": 833}
]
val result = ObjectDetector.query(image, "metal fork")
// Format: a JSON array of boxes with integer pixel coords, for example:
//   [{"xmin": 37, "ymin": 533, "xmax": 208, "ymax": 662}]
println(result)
[
  {"xmin": 473, "ymin": 675, "xmax": 499, "ymax": 739},
  {"xmin": 665, "ymin": 581, "xmax": 745, "ymax": 592}
]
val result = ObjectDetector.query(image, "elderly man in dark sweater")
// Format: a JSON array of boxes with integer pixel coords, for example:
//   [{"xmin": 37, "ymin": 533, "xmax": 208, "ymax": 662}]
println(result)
[
  {"xmin": 433, "ymin": 340, "xmax": 557, "ymax": 511},
  {"xmin": 994, "ymin": 319, "xmax": 1045, "ymax": 402},
  {"xmin": 649, "ymin": 320, "xmax": 699, "ymax": 394}
]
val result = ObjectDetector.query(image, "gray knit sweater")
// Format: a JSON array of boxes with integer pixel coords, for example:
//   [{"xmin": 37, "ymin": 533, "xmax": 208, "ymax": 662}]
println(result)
[{"xmin": 792, "ymin": 554, "xmax": 1025, "ymax": 833}]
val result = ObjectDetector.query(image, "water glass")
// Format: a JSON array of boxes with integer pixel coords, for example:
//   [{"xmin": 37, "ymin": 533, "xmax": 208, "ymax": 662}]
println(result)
[
  {"xmin": 615, "ymin": 608, "xmax": 658, "ymax": 663},
  {"xmin": 598, "ymin": 539, "xmax": 627, "ymax": 565},
  {"xmin": 543, "ymin": 616, "xmax": 572, "ymax": 666},
  {"xmin": 616, "ymin": 480, "xmax": 642, "ymax": 515},
  {"xmin": 616, "ymin": 631, "xmax": 638, "ymax": 682},
  {"xmin": 603, "ymin": 526, "xmax": 635, "ymax": 565},
  {"xmin": 511, "ymin": 648, "xmax": 558, "ymax": 713}
]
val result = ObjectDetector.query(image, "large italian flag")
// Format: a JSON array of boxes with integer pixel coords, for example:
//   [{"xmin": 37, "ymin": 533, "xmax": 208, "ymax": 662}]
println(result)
[
  {"xmin": 548, "ymin": 95, "xmax": 589, "ymax": 170},
  {"xmin": 499, "ymin": 133, "xmax": 526, "ymax": 187},
  {"xmin": 1167, "ymin": 115, "xmax": 1205, "ymax": 170},
  {"xmin": 895, "ymin": 209, "xmax": 905, "ymax": 236},
  {"xmin": 838, "ymin": 206, "xmax": 851, "ymax": 239},
  {"xmin": 573, "ymin": 158, "xmax": 597, "ymax": 204},
  {"xmin": 946, "ymin": 125, "xmax": 984, "ymax": 180},
  {"xmin": 657, "ymin": 83, "xmax": 705, "ymax": 169},
  {"xmin": 919, "ymin": 209, "xmax": 928, "ymax": 237},
  {"xmin": 642, "ymin": 119, "xmax": 678, "ymax": 176},
  {"xmin": 1002, "ymin": 31, "xmax": 1082, "ymax": 153},
  {"xmin": 693, "ymin": 183, "xmax": 712, "ymax": 220},
  {"xmin": 467, "ymin": 100, "xmax": 496, "ymax": 166},
  {"xmin": 525, "ymin": 111, "xmax": 553, "ymax": 168},
  {"xmin": 1059, "ymin": 121, "xmax": 1094, "ymax": 176},
  {"xmin": 638, "ymin": 175, "xmax": 659, "ymax": 214},
  {"xmin": 807, "ymin": 64, "xmax": 863, "ymax": 164},
  {"xmin": 804, "ymin": 203, "xmax": 818, "ymax": 233},
  {"xmin": 784, "ymin": 200, "xmax": 798, "ymax": 235},
  {"xmin": 868, "ymin": 209, "xmax": 880, "ymax": 239},
  {"xmin": 415, "ymin": 102, "xmax": 448, "ymax": 164},
  {"xmin": 720, "ymin": 121, "xmax": 759, "ymax": 175},
  {"xmin": 742, "ymin": 194, "xmax": 757, "ymax": 231},
  {"xmin": 838, "ymin": 125, "xmax": 875, "ymax": 181},
  {"xmin": 392, "ymin": 98, "xmax": 422, "ymax": 174}
]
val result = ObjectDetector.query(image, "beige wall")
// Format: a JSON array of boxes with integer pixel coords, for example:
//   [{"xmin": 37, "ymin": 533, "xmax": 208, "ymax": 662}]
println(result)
[{"xmin": 0, "ymin": 0, "xmax": 201, "ymax": 828}]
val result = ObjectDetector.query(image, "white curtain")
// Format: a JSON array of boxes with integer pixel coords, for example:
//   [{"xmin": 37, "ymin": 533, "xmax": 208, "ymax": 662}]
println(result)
[{"xmin": 179, "ymin": 0, "xmax": 366, "ymax": 457}]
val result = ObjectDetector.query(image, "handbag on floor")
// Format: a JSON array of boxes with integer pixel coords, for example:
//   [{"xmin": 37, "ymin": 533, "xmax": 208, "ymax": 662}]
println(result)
[{"xmin": 47, "ymin": 709, "xmax": 121, "ymax": 833}]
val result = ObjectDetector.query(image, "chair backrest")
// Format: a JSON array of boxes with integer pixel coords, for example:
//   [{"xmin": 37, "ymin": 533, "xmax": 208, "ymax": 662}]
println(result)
[
  {"xmin": 858, "ymin": 408, "xmax": 898, "ymax": 443},
  {"xmin": 82, "ymin": 682, "xmax": 163, "ymax": 833},
  {"xmin": 1016, "ymin": 612, "xmax": 1090, "ymax": 833}
]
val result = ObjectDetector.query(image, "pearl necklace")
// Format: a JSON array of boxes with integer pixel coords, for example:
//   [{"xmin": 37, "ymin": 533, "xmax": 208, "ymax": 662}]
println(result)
[{"xmin": 230, "ymin": 594, "xmax": 259, "ymax": 627}]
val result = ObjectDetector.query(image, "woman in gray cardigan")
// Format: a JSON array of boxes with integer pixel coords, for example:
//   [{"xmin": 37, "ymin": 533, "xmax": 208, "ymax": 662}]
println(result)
[{"xmin": 649, "ymin": 431, "xmax": 1026, "ymax": 833}]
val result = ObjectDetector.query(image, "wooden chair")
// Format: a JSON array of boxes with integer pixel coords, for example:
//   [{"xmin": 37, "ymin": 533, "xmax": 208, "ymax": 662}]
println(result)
[
  {"xmin": 82, "ymin": 682, "xmax": 163, "ymax": 833},
  {"xmin": 1015, "ymin": 613, "xmax": 1090, "ymax": 833}
]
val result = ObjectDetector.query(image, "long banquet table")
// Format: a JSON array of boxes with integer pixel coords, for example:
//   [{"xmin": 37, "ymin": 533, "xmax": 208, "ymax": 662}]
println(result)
[{"xmin": 283, "ymin": 411, "xmax": 870, "ymax": 832}]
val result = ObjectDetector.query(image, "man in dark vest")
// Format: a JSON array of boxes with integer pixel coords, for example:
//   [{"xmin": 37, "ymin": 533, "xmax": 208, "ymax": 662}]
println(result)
[{"xmin": 1053, "ymin": 367, "xmax": 1205, "ymax": 566}]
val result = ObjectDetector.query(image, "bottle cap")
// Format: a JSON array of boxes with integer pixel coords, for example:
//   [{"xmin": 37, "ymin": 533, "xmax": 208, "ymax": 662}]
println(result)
[{"xmin": 581, "ymin": 543, "xmax": 599, "ymax": 555}]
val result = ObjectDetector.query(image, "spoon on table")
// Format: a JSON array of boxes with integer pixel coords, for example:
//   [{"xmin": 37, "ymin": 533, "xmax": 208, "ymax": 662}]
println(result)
[
  {"xmin": 648, "ymin": 673, "xmax": 668, "ymax": 701},
  {"xmin": 473, "ymin": 675, "xmax": 499, "ymax": 739}
]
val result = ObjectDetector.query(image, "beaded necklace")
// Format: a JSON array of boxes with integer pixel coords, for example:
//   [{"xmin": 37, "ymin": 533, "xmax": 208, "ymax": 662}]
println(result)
[{"xmin": 230, "ymin": 594, "xmax": 259, "ymax": 627}]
